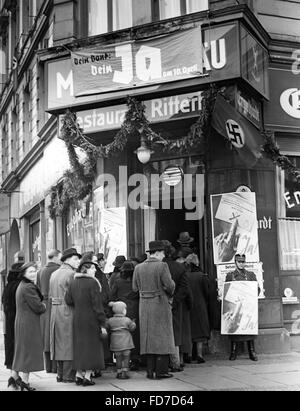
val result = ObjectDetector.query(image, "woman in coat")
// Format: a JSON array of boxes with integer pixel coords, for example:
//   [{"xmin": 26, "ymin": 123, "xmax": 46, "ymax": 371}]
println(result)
[
  {"xmin": 10, "ymin": 262, "xmax": 46, "ymax": 391},
  {"xmin": 185, "ymin": 253, "xmax": 210, "ymax": 364},
  {"xmin": 65, "ymin": 261, "xmax": 107, "ymax": 387},
  {"xmin": 109, "ymin": 261, "xmax": 140, "ymax": 370},
  {"xmin": 1, "ymin": 263, "xmax": 23, "ymax": 372}
]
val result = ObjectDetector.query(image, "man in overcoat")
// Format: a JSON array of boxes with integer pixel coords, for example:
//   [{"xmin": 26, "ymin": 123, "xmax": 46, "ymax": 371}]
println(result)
[
  {"xmin": 162, "ymin": 240, "xmax": 189, "ymax": 372},
  {"xmin": 49, "ymin": 248, "xmax": 81, "ymax": 383},
  {"xmin": 38, "ymin": 249, "xmax": 61, "ymax": 373},
  {"xmin": 225, "ymin": 254, "xmax": 260, "ymax": 362},
  {"xmin": 133, "ymin": 241, "xmax": 176, "ymax": 379}
]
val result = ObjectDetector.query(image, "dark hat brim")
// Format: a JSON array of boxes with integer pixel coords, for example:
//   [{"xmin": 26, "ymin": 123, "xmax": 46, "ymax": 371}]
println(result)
[
  {"xmin": 61, "ymin": 252, "xmax": 82, "ymax": 262},
  {"xmin": 177, "ymin": 238, "xmax": 194, "ymax": 244},
  {"xmin": 78, "ymin": 261, "xmax": 98, "ymax": 271},
  {"xmin": 146, "ymin": 248, "xmax": 165, "ymax": 253}
]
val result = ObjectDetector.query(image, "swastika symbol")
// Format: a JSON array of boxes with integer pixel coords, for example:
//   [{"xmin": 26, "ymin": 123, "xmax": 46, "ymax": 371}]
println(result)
[{"xmin": 226, "ymin": 120, "xmax": 245, "ymax": 148}]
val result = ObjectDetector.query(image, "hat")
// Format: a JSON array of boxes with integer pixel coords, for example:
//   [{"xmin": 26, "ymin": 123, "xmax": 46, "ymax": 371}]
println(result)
[
  {"xmin": 146, "ymin": 241, "xmax": 166, "ymax": 253},
  {"xmin": 78, "ymin": 261, "xmax": 98, "ymax": 272},
  {"xmin": 61, "ymin": 248, "xmax": 82, "ymax": 263},
  {"xmin": 120, "ymin": 261, "xmax": 135, "ymax": 272},
  {"xmin": 113, "ymin": 256, "xmax": 126, "ymax": 268},
  {"xmin": 177, "ymin": 232, "xmax": 194, "ymax": 245},
  {"xmin": 11, "ymin": 262, "xmax": 23, "ymax": 272},
  {"xmin": 109, "ymin": 301, "xmax": 127, "ymax": 315},
  {"xmin": 19, "ymin": 262, "xmax": 37, "ymax": 276}
]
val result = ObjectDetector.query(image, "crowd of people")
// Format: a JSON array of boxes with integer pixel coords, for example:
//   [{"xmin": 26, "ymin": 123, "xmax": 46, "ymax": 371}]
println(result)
[{"xmin": 2, "ymin": 231, "xmax": 242, "ymax": 391}]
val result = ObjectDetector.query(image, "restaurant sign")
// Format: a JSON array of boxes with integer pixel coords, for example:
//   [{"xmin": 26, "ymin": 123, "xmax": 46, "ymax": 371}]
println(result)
[{"xmin": 59, "ymin": 92, "xmax": 203, "ymax": 135}]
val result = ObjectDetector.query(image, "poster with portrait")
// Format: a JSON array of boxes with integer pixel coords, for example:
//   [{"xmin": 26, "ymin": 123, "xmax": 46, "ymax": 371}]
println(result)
[
  {"xmin": 217, "ymin": 262, "xmax": 265, "ymax": 300},
  {"xmin": 211, "ymin": 192, "xmax": 260, "ymax": 265},
  {"xmin": 221, "ymin": 281, "xmax": 258, "ymax": 335}
]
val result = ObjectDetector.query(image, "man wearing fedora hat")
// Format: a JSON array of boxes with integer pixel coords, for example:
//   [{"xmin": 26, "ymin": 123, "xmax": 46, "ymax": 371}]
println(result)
[
  {"xmin": 49, "ymin": 248, "xmax": 81, "ymax": 383},
  {"xmin": 133, "ymin": 241, "xmax": 176, "ymax": 380}
]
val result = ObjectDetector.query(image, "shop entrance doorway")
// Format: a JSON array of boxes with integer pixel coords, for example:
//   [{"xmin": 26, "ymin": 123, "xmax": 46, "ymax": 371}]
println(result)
[{"xmin": 155, "ymin": 207, "xmax": 206, "ymax": 271}]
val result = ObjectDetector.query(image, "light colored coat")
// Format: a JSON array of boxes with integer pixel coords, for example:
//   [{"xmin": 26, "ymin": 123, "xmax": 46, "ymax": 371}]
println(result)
[
  {"xmin": 132, "ymin": 257, "xmax": 176, "ymax": 355},
  {"xmin": 49, "ymin": 263, "xmax": 75, "ymax": 361}
]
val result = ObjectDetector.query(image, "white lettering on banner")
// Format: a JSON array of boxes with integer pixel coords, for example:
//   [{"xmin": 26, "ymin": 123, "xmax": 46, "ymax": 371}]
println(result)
[
  {"xmin": 257, "ymin": 217, "xmax": 272, "ymax": 230},
  {"xmin": 284, "ymin": 191, "xmax": 300, "ymax": 209},
  {"xmin": 136, "ymin": 46, "xmax": 162, "ymax": 82},
  {"xmin": 54, "ymin": 37, "xmax": 227, "ymax": 101},
  {"xmin": 203, "ymin": 39, "xmax": 226, "ymax": 71},
  {"xmin": 280, "ymin": 88, "xmax": 300, "ymax": 119},
  {"xmin": 292, "ymin": 50, "xmax": 300, "ymax": 75},
  {"xmin": 237, "ymin": 94, "xmax": 260, "ymax": 123},
  {"xmin": 57, "ymin": 71, "xmax": 73, "ymax": 98},
  {"xmin": 113, "ymin": 44, "xmax": 134, "ymax": 85}
]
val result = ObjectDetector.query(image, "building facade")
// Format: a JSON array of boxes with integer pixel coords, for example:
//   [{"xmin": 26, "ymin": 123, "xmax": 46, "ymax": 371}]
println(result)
[{"xmin": 0, "ymin": 0, "xmax": 300, "ymax": 353}]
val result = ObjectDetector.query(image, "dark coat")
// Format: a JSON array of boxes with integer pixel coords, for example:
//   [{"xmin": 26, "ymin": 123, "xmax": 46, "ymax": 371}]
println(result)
[
  {"xmin": 1, "ymin": 270, "xmax": 21, "ymax": 369},
  {"xmin": 95, "ymin": 267, "xmax": 110, "ymax": 314},
  {"xmin": 164, "ymin": 258, "xmax": 189, "ymax": 346},
  {"xmin": 186, "ymin": 267, "xmax": 210, "ymax": 342},
  {"xmin": 225, "ymin": 268, "xmax": 259, "ymax": 342},
  {"xmin": 38, "ymin": 262, "xmax": 60, "ymax": 352},
  {"xmin": 65, "ymin": 274, "xmax": 106, "ymax": 371},
  {"xmin": 12, "ymin": 280, "xmax": 46, "ymax": 373},
  {"xmin": 110, "ymin": 277, "xmax": 140, "ymax": 356},
  {"xmin": 133, "ymin": 257, "xmax": 176, "ymax": 355}
]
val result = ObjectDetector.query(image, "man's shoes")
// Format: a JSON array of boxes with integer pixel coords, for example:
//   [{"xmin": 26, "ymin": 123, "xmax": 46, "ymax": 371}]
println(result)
[
  {"xmin": 249, "ymin": 351, "xmax": 258, "ymax": 362},
  {"xmin": 156, "ymin": 373, "xmax": 173, "ymax": 379},
  {"xmin": 119, "ymin": 371, "xmax": 130, "ymax": 380},
  {"xmin": 91, "ymin": 371, "xmax": 102, "ymax": 378},
  {"xmin": 197, "ymin": 356, "xmax": 206, "ymax": 364},
  {"xmin": 75, "ymin": 377, "xmax": 84, "ymax": 386},
  {"xmin": 169, "ymin": 366, "xmax": 184, "ymax": 372},
  {"xmin": 56, "ymin": 376, "xmax": 63, "ymax": 383},
  {"xmin": 62, "ymin": 378, "xmax": 75, "ymax": 383},
  {"xmin": 146, "ymin": 371, "xmax": 155, "ymax": 380},
  {"xmin": 82, "ymin": 378, "xmax": 95, "ymax": 387}
]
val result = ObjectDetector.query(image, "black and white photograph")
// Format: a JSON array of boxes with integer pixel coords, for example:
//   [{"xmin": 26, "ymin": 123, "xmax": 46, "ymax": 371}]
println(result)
[{"xmin": 1, "ymin": 0, "xmax": 300, "ymax": 396}]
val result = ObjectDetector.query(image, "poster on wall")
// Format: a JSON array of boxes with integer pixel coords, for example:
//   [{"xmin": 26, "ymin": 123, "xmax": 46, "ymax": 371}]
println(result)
[
  {"xmin": 211, "ymin": 192, "xmax": 260, "ymax": 265},
  {"xmin": 217, "ymin": 262, "xmax": 265, "ymax": 300},
  {"xmin": 96, "ymin": 207, "xmax": 127, "ymax": 274},
  {"xmin": 221, "ymin": 281, "xmax": 258, "ymax": 335}
]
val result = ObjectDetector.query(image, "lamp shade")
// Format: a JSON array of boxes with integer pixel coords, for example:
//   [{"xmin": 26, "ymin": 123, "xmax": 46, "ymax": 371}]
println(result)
[{"xmin": 135, "ymin": 144, "xmax": 153, "ymax": 164}]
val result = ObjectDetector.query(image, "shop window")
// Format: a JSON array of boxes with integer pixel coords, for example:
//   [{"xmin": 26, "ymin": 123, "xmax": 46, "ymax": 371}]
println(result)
[
  {"xmin": 29, "ymin": 209, "xmax": 41, "ymax": 264},
  {"xmin": 65, "ymin": 199, "xmax": 94, "ymax": 254},
  {"xmin": 279, "ymin": 157, "xmax": 300, "ymax": 270}
]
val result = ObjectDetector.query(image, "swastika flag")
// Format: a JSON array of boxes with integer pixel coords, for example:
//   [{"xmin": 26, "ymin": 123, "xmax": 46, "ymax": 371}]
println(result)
[{"xmin": 211, "ymin": 95, "xmax": 263, "ymax": 167}]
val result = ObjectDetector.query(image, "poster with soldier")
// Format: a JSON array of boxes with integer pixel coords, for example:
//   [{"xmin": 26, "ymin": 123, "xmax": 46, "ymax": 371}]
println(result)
[{"xmin": 221, "ymin": 281, "xmax": 258, "ymax": 335}]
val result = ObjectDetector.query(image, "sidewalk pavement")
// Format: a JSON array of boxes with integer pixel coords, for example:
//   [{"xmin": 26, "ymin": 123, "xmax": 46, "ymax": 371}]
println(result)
[{"xmin": 1, "ymin": 347, "xmax": 300, "ymax": 391}]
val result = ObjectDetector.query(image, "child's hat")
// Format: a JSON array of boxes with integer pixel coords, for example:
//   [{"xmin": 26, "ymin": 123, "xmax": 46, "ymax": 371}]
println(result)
[{"xmin": 109, "ymin": 301, "xmax": 127, "ymax": 314}]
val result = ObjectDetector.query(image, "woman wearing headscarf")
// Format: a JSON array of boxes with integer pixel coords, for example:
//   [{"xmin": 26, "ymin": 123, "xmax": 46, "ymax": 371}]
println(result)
[
  {"xmin": 2, "ymin": 263, "xmax": 23, "ymax": 384},
  {"xmin": 65, "ymin": 260, "xmax": 106, "ymax": 386},
  {"xmin": 10, "ymin": 262, "xmax": 46, "ymax": 391}
]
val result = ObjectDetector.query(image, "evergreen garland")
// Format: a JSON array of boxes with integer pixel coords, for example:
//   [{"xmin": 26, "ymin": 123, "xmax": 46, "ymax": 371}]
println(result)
[{"xmin": 49, "ymin": 88, "xmax": 300, "ymax": 219}]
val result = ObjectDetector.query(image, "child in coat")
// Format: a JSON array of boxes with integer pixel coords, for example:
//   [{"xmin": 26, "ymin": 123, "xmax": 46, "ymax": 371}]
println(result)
[{"xmin": 106, "ymin": 301, "xmax": 136, "ymax": 379}]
